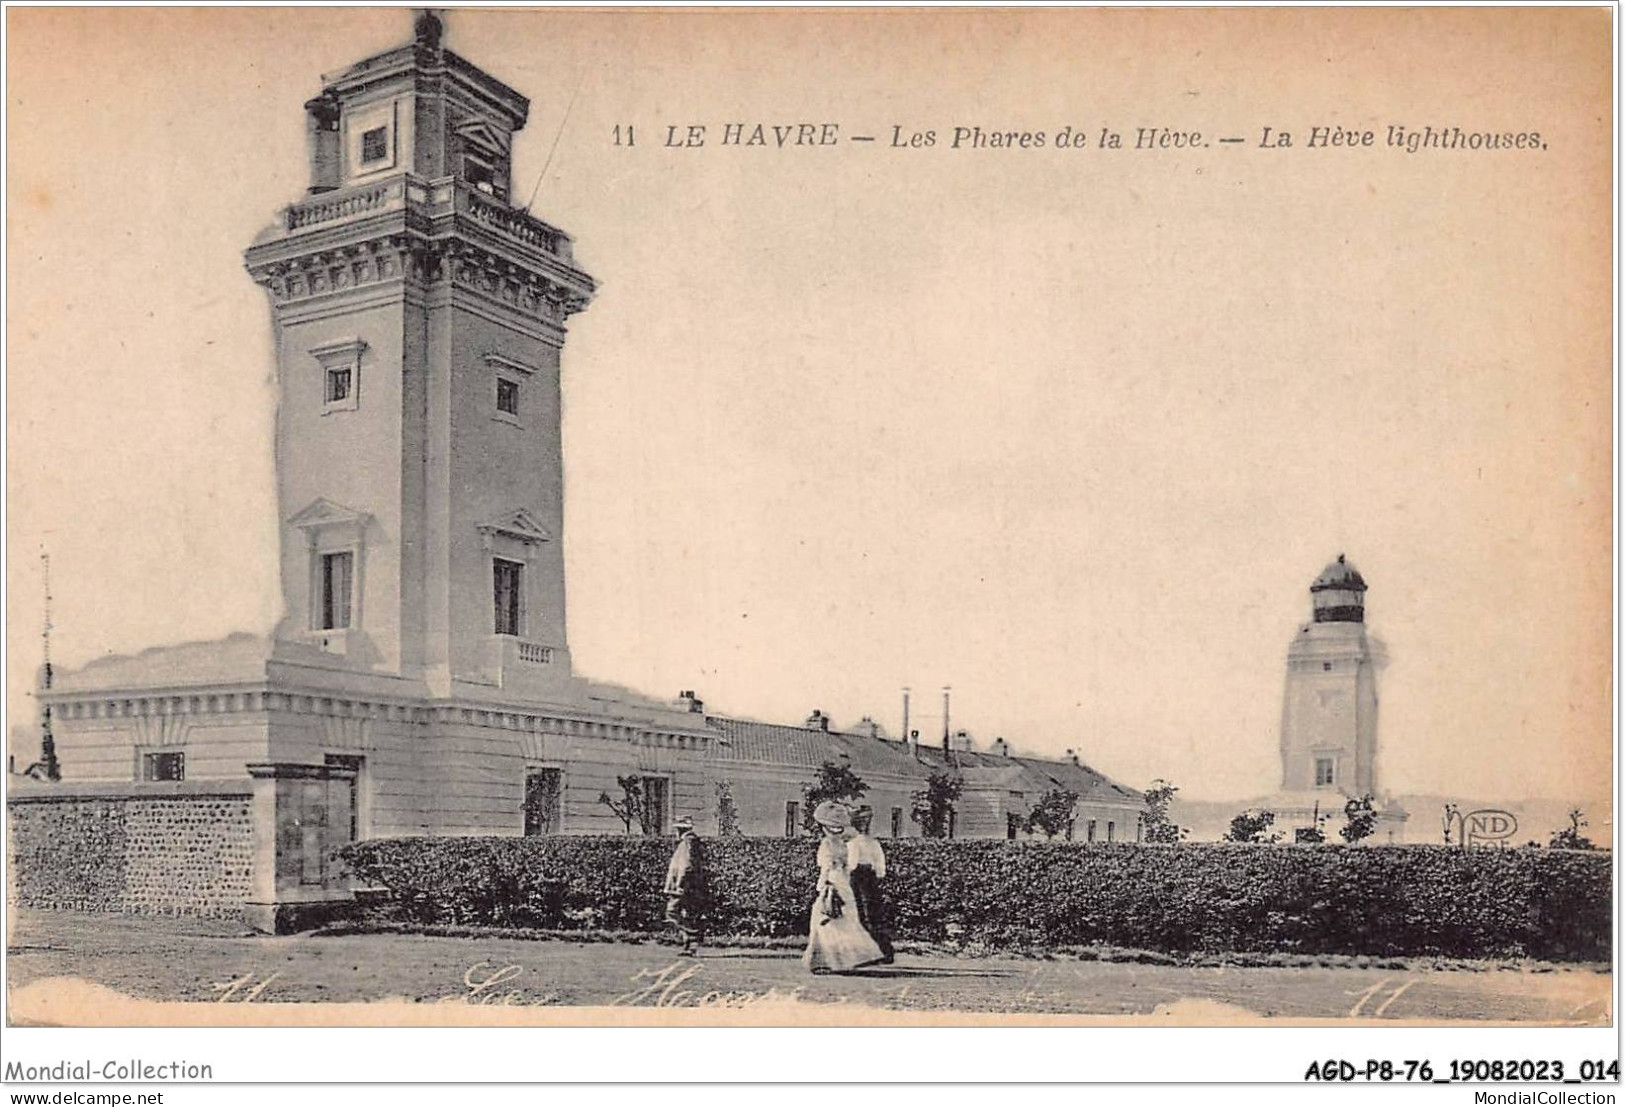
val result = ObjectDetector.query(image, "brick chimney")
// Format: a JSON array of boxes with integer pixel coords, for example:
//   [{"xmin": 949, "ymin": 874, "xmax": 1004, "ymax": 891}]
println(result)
[
  {"xmin": 1065, "ymin": 748, "xmax": 1081, "ymax": 766},
  {"xmin": 950, "ymin": 729, "xmax": 973, "ymax": 752},
  {"xmin": 805, "ymin": 709, "xmax": 830, "ymax": 731},
  {"xmin": 992, "ymin": 737, "xmax": 1010, "ymax": 758},
  {"xmin": 676, "ymin": 690, "xmax": 704, "ymax": 714}
]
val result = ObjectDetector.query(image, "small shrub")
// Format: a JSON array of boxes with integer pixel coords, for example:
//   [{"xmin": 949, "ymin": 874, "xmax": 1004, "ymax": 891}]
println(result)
[
  {"xmin": 801, "ymin": 761, "xmax": 868, "ymax": 833},
  {"xmin": 597, "ymin": 776, "xmax": 647, "ymax": 836},
  {"xmin": 1341, "ymin": 794, "xmax": 1378, "ymax": 843},
  {"xmin": 1224, "ymin": 810, "xmax": 1279, "ymax": 844},
  {"xmin": 1140, "ymin": 779, "xmax": 1187, "ymax": 844},
  {"xmin": 1025, "ymin": 788, "xmax": 1079, "ymax": 840},
  {"xmin": 1550, "ymin": 808, "xmax": 1596, "ymax": 851},
  {"xmin": 911, "ymin": 772, "xmax": 963, "ymax": 839},
  {"xmin": 714, "ymin": 781, "xmax": 741, "ymax": 837}
]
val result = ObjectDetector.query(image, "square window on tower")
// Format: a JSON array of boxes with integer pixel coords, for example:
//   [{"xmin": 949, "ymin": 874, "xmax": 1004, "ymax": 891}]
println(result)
[
  {"xmin": 1315, "ymin": 757, "xmax": 1336, "ymax": 787},
  {"xmin": 360, "ymin": 126, "xmax": 389, "ymax": 164},
  {"xmin": 496, "ymin": 377, "xmax": 519, "ymax": 418},
  {"xmin": 326, "ymin": 367, "xmax": 352, "ymax": 404},
  {"xmin": 311, "ymin": 339, "xmax": 365, "ymax": 413}
]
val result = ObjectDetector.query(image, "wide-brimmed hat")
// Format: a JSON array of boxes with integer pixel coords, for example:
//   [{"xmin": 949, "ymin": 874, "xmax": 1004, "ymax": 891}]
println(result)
[{"xmin": 812, "ymin": 801, "xmax": 851, "ymax": 830}]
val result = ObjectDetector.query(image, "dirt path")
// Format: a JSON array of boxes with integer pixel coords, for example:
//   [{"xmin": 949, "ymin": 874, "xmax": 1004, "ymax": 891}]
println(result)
[{"xmin": 5, "ymin": 909, "xmax": 1609, "ymax": 1024}]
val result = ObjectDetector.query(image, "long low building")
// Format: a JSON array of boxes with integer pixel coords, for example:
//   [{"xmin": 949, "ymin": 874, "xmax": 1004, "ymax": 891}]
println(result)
[
  {"xmin": 36, "ymin": 661, "xmax": 1143, "ymax": 845},
  {"xmin": 704, "ymin": 706, "xmax": 1143, "ymax": 841}
]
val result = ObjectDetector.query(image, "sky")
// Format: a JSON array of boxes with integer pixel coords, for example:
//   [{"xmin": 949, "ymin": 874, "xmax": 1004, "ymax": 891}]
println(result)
[{"xmin": 5, "ymin": 8, "xmax": 1612, "ymax": 807}]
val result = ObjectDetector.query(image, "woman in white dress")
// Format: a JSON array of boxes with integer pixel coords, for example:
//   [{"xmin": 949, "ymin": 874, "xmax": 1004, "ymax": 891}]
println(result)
[{"xmin": 803, "ymin": 801, "xmax": 883, "ymax": 974}]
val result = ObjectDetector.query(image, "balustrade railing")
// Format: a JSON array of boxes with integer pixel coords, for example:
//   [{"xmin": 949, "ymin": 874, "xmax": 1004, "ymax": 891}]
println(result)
[
  {"xmin": 516, "ymin": 640, "xmax": 554, "ymax": 664},
  {"xmin": 285, "ymin": 180, "xmax": 403, "ymax": 231},
  {"xmin": 279, "ymin": 177, "xmax": 576, "ymax": 266},
  {"xmin": 458, "ymin": 187, "xmax": 573, "ymax": 260}
]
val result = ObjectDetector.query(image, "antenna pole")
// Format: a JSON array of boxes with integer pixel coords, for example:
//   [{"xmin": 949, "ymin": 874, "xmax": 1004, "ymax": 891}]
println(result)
[
  {"xmin": 524, "ymin": 71, "xmax": 584, "ymax": 213},
  {"xmin": 37, "ymin": 551, "xmax": 60, "ymax": 781}
]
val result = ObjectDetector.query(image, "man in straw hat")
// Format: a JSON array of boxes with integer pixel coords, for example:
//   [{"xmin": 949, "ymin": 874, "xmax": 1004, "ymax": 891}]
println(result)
[{"xmin": 663, "ymin": 815, "xmax": 708, "ymax": 957}]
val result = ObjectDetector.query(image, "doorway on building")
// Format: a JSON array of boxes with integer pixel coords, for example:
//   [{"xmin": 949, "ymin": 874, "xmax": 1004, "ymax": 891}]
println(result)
[
  {"xmin": 523, "ymin": 766, "xmax": 563, "ymax": 836},
  {"xmin": 639, "ymin": 776, "xmax": 670, "ymax": 835},
  {"xmin": 323, "ymin": 754, "xmax": 363, "ymax": 842}
]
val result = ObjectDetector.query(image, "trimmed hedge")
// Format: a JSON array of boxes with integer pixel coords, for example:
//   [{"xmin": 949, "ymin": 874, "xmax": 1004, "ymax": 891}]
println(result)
[{"xmin": 336, "ymin": 837, "xmax": 1613, "ymax": 961}]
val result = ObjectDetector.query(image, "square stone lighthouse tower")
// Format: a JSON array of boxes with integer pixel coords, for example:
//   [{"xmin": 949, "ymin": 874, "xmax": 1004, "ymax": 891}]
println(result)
[
  {"xmin": 1273, "ymin": 555, "xmax": 1407, "ymax": 841},
  {"xmin": 43, "ymin": 14, "xmax": 714, "ymax": 864},
  {"xmin": 244, "ymin": 11, "xmax": 589, "ymax": 698}
]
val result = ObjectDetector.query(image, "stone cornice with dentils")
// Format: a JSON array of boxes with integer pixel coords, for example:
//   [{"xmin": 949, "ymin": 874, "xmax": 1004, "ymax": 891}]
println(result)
[
  {"xmin": 244, "ymin": 177, "xmax": 594, "ymax": 323},
  {"xmin": 246, "ymin": 230, "xmax": 590, "ymax": 330}
]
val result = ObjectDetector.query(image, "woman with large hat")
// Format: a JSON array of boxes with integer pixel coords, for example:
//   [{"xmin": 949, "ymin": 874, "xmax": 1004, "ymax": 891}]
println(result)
[{"xmin": 803, "ymin": 801, "xmax": 883, "ymax": 974}]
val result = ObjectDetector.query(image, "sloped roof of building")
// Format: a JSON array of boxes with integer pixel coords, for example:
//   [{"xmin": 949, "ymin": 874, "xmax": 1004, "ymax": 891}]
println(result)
[
  {"xmin": 705, "ymin": 710, "xmax": 1142, "ymax": 805},
  {"xmin": 702, "ymin": 711, "xmax": 1144, "ymax": 806},
  {"xmin": 912, "ymin": 743, "xmax": 1143, "ymax": 805},
  {"xmin": 1017, "ymin": 755, "xmax": 1144, "ymax": 805},
  {"xmin": 957, "ymin": 760, "xmax": 1034, "ymax": 790},
  {"xmin": 706, "ymin": 716, "xmax": 923, "ymax": 776}
]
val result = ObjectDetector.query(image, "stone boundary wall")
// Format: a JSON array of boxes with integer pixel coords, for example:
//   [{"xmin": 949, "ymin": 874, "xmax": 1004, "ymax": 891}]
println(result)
[{"xmin": 8, "ymin": 781, "xmax": 254, "ymax": 919}]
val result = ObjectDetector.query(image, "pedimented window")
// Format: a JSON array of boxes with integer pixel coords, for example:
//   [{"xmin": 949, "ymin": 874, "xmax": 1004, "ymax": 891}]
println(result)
[
  {"xmin": 476, "ymin": 508, "xmax": 551, "ymax": 561},
  {"xmin": 493, "ymin": 557, "xmax": 524, "ymax": 636},
  {"xmin": 456, "ymin": 119, "xmax": 512, "ymax": 200},
  {"xmin": 479, "ymin": 509, "xmax": 548, "ymax": 640},
  {"xmin": 320, "ymin": 551, "xmax": 353, "ymax": 629},
  {"xmin": 289, "ymin": 498, "xmax": 370, "ymax": 634}
]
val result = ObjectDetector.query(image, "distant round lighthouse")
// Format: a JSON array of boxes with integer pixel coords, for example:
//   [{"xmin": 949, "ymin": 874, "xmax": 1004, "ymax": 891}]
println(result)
[
  {"xmin": 1275, "ymin": 554, "xmax": 1407, "ymax": 841},
  {"xmin": 1310, "ymin": 553, "xmax": 1367, "ymax": 624}
]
